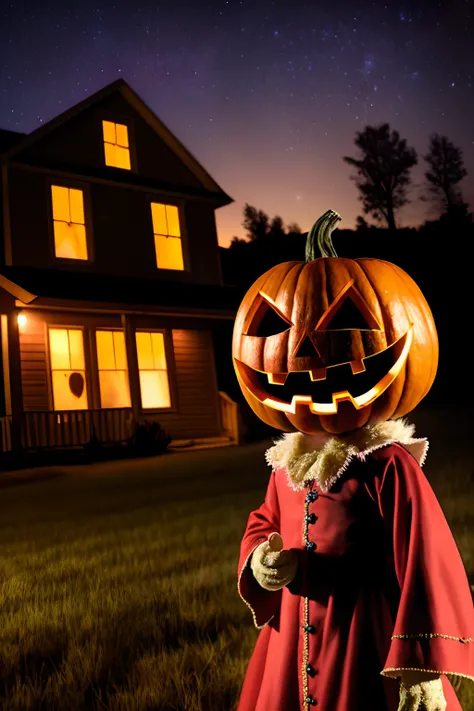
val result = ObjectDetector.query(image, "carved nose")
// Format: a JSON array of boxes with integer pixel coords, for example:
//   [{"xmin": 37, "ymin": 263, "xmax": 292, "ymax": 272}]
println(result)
[{"xmin": 295, "ymin": 335, "xmax": 319, "ymax": 358}]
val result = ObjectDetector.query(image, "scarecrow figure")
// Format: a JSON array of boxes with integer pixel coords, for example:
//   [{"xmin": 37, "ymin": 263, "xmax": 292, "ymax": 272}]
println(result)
[{"xmin": 233, "ymin": 211, "xmax": 473, "ymax": 711}]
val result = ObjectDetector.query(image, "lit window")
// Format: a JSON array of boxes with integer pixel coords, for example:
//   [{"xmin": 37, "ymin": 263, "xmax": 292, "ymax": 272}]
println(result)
[
  {"xmin": 102, "ymin": 120, "xmax": 131, "ymax": 170},
  {"xmin": 151, "ymin": 202, "xmax": 184, "ymax": 271},
  {"xmin": 96, "ymin": 330, "xmax": 131, "ymax": 409},
  {"xmin": 51, "ymin": 185, "xmax": 88, "ymax": 260},
  {"xmin": 135, "ymin": 331, "xmax": 171, "ymax": 409},
  {"xmin": 49, "ymin": 328, "xmax": 88, "ymax": 410}
]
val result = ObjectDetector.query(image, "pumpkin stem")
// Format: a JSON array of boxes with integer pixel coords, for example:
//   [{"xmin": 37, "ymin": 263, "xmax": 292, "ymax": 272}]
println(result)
[{"xmin": 305, "ymin": 209, "xmax": 342, "ymax": 261}]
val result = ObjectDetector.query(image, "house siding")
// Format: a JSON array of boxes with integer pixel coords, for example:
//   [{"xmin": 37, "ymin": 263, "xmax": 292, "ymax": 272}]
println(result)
[
  {"xmin": 18, "ymin": 311, "xmax": 221, "ymax": 438},
  {"xmin": 19, "ymin": 312, "xmax": 49, "ymax": 411},
  {"xmin": 7, "ymin": 166, "xmax": 222, "ymax": 284}
]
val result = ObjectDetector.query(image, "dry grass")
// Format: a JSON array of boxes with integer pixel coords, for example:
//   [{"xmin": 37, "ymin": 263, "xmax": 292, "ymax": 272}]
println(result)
[{"xmin": 0, "ymin": 405, "xmax": 472, "ymax": 710}]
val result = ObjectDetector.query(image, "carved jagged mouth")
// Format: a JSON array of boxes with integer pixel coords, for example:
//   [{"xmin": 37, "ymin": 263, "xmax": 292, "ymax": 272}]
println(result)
[{"xmin": 234, "ymin": 327, "xmax": 413, "ymax": 415}]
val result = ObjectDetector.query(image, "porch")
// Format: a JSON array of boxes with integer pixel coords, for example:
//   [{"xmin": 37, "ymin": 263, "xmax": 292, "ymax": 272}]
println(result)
[{"xmin": 0, "ymin": 390, "xmax": 240, "ymax": 455}]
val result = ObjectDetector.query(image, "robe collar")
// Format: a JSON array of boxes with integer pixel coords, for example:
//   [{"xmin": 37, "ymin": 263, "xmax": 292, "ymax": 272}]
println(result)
[{"xmin": 264, "ymin": 418, "xmax": 429, "ymax": 493}]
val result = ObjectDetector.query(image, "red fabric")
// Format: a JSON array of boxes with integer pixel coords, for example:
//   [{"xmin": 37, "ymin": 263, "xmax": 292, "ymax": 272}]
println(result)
[{"xmin": 237, "ymin": 443, "xmax": 474, "ymax": 711}]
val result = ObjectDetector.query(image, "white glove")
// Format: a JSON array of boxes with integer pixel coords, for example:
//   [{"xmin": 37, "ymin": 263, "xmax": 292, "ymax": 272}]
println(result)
[
  {"xmin": 250, "ymin": 532, "xmax": 298, "ymax": 591},
  {"xmin": 398, "ymin": 671, "xmax": 446, "ymax": 711}
]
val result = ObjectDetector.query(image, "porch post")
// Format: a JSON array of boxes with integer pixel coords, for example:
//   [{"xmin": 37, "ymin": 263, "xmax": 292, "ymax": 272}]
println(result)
[
  {"xmin": 3, "ymin": 310, "xmax": 24, "ymax": 450},
  {"xmin": 122, "ymin": 314, "xmax": 141, "ymax": 421}
]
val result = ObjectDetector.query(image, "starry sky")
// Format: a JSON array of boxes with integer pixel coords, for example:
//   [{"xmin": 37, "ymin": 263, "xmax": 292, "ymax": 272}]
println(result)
[{"xmin": 1, "ymin": 0, "xmax": 473, "ymax": 246}]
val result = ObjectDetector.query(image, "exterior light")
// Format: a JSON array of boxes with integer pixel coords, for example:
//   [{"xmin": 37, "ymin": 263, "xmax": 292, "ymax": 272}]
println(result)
[{"xmin": 17, "ymin": 313, "xmax": 27, "ymax": 329}]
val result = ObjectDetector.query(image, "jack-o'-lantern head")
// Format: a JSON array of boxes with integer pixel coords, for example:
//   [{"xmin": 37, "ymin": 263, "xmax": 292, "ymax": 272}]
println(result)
[{"xmin": 232, "ymin": 210, "xmax": 438, "ymax": 434}]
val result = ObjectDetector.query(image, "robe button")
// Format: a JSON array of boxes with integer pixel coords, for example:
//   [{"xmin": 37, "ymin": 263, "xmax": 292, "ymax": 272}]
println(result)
[
  {"xmin": 305, "ymin": 490, "xmax": 319, "ymax": 502},
  {"xmin": 306, "ymin": 541, "xmax": 317, "ymax": 552},
  {"xmin": 304, "ymin": 624, "xmax": 316, "ymax": 633},
  {"xmin": 306, "ymin": 664, "xmax": 317, "ymax": 677},
  {"xmin": 305, "ymin": 695, "xmax": 317, "ymax": 706},
  {"xmin": 305, "ymin": 513, "xmax": 317, "ymax": 524}
]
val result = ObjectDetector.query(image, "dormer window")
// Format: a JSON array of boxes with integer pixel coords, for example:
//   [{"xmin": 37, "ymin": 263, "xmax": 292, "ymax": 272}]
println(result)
[{"xmin": 102, "ymin": 120, "xmax": 131, "ymax": 170}]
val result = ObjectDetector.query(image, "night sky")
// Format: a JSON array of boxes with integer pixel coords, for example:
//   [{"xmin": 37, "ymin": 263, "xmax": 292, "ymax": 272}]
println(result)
[{"xmin": 1, "ymin": 0, "xmax": 473, "ymax": 246}]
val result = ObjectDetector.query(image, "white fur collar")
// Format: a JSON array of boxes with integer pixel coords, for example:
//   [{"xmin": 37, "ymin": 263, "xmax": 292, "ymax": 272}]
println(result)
[{"xmin": 265, "ymin": 418, "xmax": 428, "ymax": 493}]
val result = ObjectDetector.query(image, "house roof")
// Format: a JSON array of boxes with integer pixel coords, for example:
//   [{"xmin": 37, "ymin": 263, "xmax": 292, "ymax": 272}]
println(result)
[
  {"xmin": 0, "ymin": 78, "xmax": 233, "ymax": 205},
  {"xmin": 0, "ymin": 129, "xmax": 27, "ymax": 153},
  {"xmin": 0, "ymin": 266, "xmax": 245, "ymax": 315}
]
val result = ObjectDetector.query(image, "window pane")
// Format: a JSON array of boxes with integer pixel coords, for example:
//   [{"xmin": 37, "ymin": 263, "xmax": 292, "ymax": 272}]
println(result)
[
  {"xmin": 51, "ymin": 185, "xmax": 70, "ymax": 222},
  {"xmin": 115, "ymin": 123, "xmax": 129, "ymax": 148},
  {"xmin": 52, "ymin": 370, "xmax": 88, "ymax": 410},
  {"xmin": 135, "ymin": 332, "xmax": 154, "ymax": 370},
  {"xmin": 71, "ymin": 223, "xmax": 88, "ymax": 260},
  {"xmin": 139, "ymin": 370, "xmax": 171, "ymax": 408},
  {"xmin": 116, "ymin": 145, "xmax": 131, "ymax": 170},
  {"xmin": 102, "ymin": 120, "xmax": 116, "ymax": 143},
  {"xmin": 166, "ymin": 205, "xmax": 181, "ymax": 237},
  {"xmin": 96, "ymin": 330, "xmax": 115, "ymax": 370},
  {"xmin": 151, "ymin": 332, "xmax": 167, "ymax": 370},
  {"xmin": 99, "ymin": 370, "xmax": 131, "ymax": 408},
  {"xmin": 68, "ymin": 330, "xmax": 85, "ymax": 370},
  {"xmin": 69, "ymin": 188, "xmax": 85, "ymax": 224},
  {"xmin": 54, "ymin": 221, "xmax": 74, "ymax": 258},
  {"xmin": 49, "ymin": 329, "xmax": 70, "ymax": 369},
  {"xmin": 113, "ymin": 331, "xmax": 127, "ymax": 370},
  {"xmin": 104, "ymin": 142, "xmax": 116, "ymax": 166},
  {"xmin": 154, "ymin": 234, "xmax": 184, "ymax": 270},
  {"xmin": 151, "ymin": 202, "xmax": 167, "ymax": 236}
]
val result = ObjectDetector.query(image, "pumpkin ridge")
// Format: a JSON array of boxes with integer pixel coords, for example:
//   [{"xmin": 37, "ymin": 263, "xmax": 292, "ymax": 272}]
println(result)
[{"xmin": 383, "ymin": 261, "xmax": 438, "ymax": 411}]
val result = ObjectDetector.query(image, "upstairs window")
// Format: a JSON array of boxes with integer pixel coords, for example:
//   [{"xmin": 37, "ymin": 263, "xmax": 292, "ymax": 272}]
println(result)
[
  {"xmin": 151, "ymin": 202, "xmax": 184, "ymax": 271},
  {"xmin": 102, "ymin": 120, "xmax": 131, "ymax": 170},
  {"xmin": 51, "ymin": 185, "xmax": 88, "ymax": 260}
]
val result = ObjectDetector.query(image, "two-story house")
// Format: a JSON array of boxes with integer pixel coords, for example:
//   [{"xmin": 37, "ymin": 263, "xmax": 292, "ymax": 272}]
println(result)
[{"xmin": 0, "ymin": 79, "xmax": 242, "ymax": 455}]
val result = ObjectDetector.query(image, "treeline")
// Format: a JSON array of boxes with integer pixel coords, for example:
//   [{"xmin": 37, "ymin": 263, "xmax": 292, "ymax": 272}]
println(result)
[{"xmin": 218, "ymin": 124, "xmax": 474, "ymax": 404}]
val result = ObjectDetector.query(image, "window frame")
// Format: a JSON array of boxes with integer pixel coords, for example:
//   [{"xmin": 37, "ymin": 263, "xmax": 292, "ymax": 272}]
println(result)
[
  {"xmin": 46, "ymin": 177, "xmax": 95, "ymax": 264},
  {"xmin": 98, "ymin": 111, "xmax": 137, "ymax": 172},
  {"xmin": 94, "ymin": 327, "xmax": 132, "ymax": 410},
  {"xmin": 134, "ymin": 327, "xmax": 176, "ymax": 412},
  {"xmin": 147, "ymin": 196, "xmax": 189, "ymax": 273},
  {"xmin": 46, "ymin": 324, "xmax": 91, "ymax": 412}
]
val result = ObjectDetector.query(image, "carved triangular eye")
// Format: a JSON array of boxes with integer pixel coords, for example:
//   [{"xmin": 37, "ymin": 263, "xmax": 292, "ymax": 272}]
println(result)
[
  {"xmin": 316, "ymin": 283, "xmax": 382, "ymax": 331},
  {"xmin": 323, "ymin": 297, "xmax": 373, "ymax": 330},
  {"xmin": 244, "ymin": 295, "xmax": 292, "ymax": 337}
]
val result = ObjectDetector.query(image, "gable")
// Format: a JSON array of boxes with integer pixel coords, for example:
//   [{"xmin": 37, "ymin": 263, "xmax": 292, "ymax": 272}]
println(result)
[{"xmin": 4, "ymin": 81, "xmax": 231, "ymax": 200}]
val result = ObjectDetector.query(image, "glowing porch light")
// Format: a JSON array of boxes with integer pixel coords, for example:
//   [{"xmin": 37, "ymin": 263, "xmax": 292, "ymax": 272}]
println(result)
[{"xmin": 17, "ymin": 313, "xmax": 27, "ymax": 329}]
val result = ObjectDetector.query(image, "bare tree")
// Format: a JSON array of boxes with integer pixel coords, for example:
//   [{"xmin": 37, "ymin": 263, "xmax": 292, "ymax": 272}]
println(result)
[
  {"xmin": 423, "ymin": 134, "xmax": 468, "ymax": 213},
  {"xmin": 343, "ymin": 123, "xmax": 417, "ymax": 230}
]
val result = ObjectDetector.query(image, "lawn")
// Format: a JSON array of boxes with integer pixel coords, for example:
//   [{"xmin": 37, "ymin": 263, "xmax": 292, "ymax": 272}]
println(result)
[{"xmin": 0, "ymin": 404, "xmax": 472, "ymax": 711}]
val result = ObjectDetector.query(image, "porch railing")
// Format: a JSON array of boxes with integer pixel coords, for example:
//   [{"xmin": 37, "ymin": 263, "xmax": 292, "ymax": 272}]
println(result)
[
  {"xmin": 0, "ymin": 416, "xmax": 12, "ymax": 453},
  {"xmin": 21, "ymin": 408, "xmax": 133, "ymax": 449},
  {"xmin": 218, "ymin": 391, "xmax": 241, "ymax": 444}
]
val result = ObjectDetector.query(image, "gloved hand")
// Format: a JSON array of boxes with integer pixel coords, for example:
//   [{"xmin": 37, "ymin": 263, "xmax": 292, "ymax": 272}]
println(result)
[
  {"xmin": 250, "ymin": 532, "xmax": 298, "ymax": 591},
  {"xmin": 398, "ymin": 671, "xmax": 447, "ymax": 711}
]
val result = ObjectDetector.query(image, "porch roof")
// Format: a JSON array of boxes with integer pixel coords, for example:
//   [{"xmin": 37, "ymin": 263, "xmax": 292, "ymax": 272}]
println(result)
[{"xmin": 0, "ymin": 266, "xmax": 245, "ymax": 315}]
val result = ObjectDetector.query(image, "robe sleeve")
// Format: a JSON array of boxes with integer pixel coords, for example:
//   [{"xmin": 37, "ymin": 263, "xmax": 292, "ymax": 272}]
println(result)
[
  {"xmin": 364, "ymin": 443, "xmax": 474, "ymax": 686},
  {"xmin": 237, "ymin": 469, "xmax": 282, "ymax": 629}
]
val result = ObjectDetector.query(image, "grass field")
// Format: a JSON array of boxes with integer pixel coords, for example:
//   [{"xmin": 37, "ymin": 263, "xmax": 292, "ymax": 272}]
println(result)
[{"xmin": 0, "ymin": 404, "xmax": 472, "ymax": 710}]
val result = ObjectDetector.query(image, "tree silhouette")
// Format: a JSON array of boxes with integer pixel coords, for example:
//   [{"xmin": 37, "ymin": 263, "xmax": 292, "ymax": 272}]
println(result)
[
  {"xmin": 423, "ymin": 134, "xmax": 468, "ymax": 214},
  {"xmin": 343, "ymin": 123, "xmax": 417, "ymax": 230},
  {"xmin": 242, "ymin": 203, "xmax": 270, "ymax": 241},
  {"xmin": 286, "ymin": 222, "xmax": 302, "ymax": 235},
  {"xmin": 269, "ymin": 215, "xmax": 285, "ymax": 240}
]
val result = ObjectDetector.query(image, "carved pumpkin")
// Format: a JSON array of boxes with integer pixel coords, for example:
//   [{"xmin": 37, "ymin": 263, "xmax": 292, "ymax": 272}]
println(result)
[{"xmin": 232, "ymin": 210, "xmax": 438, "ymax": 434}]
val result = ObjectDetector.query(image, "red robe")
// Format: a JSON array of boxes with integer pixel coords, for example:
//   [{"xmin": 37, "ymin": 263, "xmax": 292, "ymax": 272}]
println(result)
[{"xmin": 237, "ymin": 442, "xmax": 474, "ymax": 711}]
